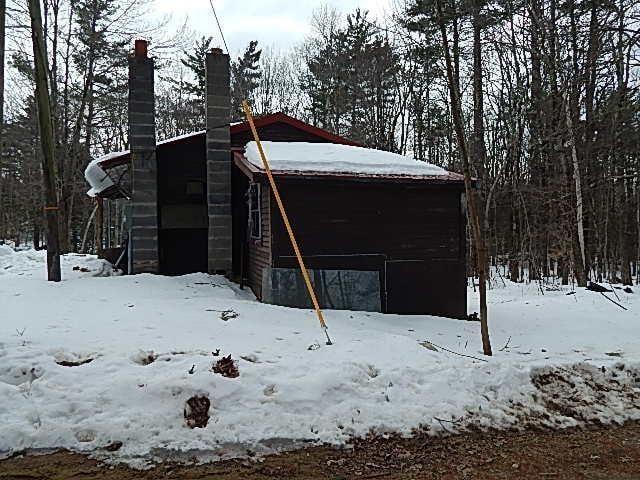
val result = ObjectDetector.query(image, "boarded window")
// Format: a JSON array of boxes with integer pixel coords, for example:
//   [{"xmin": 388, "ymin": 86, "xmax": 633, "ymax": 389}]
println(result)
[{"xmin": 249, "ymin": 183, "xmax": 261, "ymax": 239}]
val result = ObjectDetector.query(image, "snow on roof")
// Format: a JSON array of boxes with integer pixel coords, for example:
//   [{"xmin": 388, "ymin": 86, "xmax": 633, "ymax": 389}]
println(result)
[
  {"xmin": 95, "ymin": 149, "xmax": 130, "ymax": 164},
  {"xmin": 84, "ymin": 157, "xmax": 118, "ymax": 197},
  {"xmin": 244, "ymin": 141, "xmax": 449, "ymax": 177},
  {"xmin": 84, "ymin": 131, "xmax": 208, "ymax": 197},
  {"xmin": 157, "ymin": 130, "xmax": 205, "ymax": 146},
  {"xmin": 84, "ymin": 133, "xmax": 452, "ymax": 197}
]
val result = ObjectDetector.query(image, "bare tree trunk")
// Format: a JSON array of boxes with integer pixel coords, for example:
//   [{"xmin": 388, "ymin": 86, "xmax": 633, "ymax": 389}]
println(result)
[
  {"xmin": 81, "ymin": 202, "xmax": 97, "ymax": 254},
  {"xmin": 435, "ymin": 0, "xmax": 492, "ymax": 356},
  {"xmin": 564, "ymin": 98, "xmax": 587, "ymax": 286},
  {"xmin": 29, "ymin": 0, "xmax": 61, "ymax": 281},
  {"xmin": 0, "ymin": 0, "xmax": 5, "ymax": 152},
  {"xmin": 95, "ymin": 197, "xmax": 103, "ymax": 257},
  {"xmin": 620, "ymin": 178, "xmax": 633, "ymax": 285},
  {"xmin": 472, "ymin": 0, "xmax": 491, "ymax": 249}
]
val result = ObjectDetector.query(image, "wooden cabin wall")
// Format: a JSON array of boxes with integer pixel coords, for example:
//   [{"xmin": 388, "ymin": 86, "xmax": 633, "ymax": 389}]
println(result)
[
  {"xmin": 230, "ymin": 121, "xmax": 335, "ymax": 297},
  {"xmin": 269, "ymin": 179, "xmax": 467, "ymax": 317},
  {"xmin": 152, "ymin": 120, "xmax": 332, "ymax": 281},
  {"xmin": 150, "ymin": 122, "xmax": 467, "ymax": 317},
  {"xmin": 271, "ymin": 181, "xmax": 464, "ymax": 261},
  {"xmin": 246, "ymin": 181, "xmax": 272, "ymax": 298}
]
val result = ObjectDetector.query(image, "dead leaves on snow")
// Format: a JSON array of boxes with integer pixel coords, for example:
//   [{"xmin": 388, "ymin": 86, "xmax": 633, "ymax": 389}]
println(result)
[
  {"xmin": 212, "ymin": 355, "xmax": 239, "ymax": 378},
  {"xmin": 184, "ymin": 395, "xmax": 211, "ymax": 429},
  {"xmin": 205, "ymin": 308, "xmax": 239, "ymax": 321}
]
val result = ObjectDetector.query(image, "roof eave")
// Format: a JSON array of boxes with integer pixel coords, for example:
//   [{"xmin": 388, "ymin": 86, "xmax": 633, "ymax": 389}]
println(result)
[{"xmin": 233, "ymin": 151, "xmax": 465, "ymax": 185}]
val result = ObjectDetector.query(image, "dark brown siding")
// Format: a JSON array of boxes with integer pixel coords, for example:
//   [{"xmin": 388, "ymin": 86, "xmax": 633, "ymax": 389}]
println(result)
[
  {"xmin": 231, "ymin": 122, "xmax": 334, "ymax": 147},
  {"xmin": 246, "ymin": 183, "xmax": 272, "ymax": 298},
  {"xmin": 271, "ymin": 181, "xmax": 464, "ymax": 261},
  {"xmin": 269, "ymin": 179, "xmax": 467, "ymax": 318},
  {"xmin": 151, "ymin": 122, "xmax": 466, "ymax": 317},
  {"xmin": 231, "ymin": 165, "xmax": 272, "ymax": 299},
  {"xmin": 230, "ymin": 120, "xmax": 335, "ymax": 298},
  {"xmin": 231, "ymin": 164, "xmax": 248, "ymax": 280}
]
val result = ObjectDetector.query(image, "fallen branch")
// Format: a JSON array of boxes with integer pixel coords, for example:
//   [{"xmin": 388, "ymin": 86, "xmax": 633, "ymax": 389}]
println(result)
[
  {"xmin": 608, "ymin": 282, "xmax": 621, "ymax": 301},
  {"xmin": 433, "ymin": 416, "xmax": 464, "ymax": 433},
  {"xmin": 423, "ymin": 340, "xmax": 488, "ymax": 363},
  {"xmin": 434, "ymin": 417, "xmax": 453, "ymax": 433},
  {"xmin": 499, "ymin": 336, "xmax": 512, "ymax": 352},
  {"xmin": 433, "ymin": 416, "xmax": 464, "ymax": 424},
  {"xmin": 600, "ymin": 292, "xmax": 628, "ymax": 311}
]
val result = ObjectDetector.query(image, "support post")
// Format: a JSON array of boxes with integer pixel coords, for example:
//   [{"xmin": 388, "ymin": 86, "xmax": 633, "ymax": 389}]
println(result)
[{"xmin": 242, "ymin": 101, "xmax": 332, "ymax": 345}]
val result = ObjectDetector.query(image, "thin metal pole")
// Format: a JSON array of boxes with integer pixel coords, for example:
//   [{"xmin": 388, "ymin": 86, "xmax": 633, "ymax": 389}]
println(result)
[{"xmin": 241, "ymin": 101, "xmax": 333, "ymax": 345}]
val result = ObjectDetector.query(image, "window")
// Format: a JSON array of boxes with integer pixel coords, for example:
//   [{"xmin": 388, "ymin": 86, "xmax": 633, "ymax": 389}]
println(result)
[{"xmin": 248, "ymin": 183, "xmax": 261, "ymax": 239}]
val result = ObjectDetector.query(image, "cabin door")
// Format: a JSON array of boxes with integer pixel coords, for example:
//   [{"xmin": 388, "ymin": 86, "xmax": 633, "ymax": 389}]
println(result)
[
  {"xmin": 158, "ymin": 196, "xmax": 208, "ymax": 275},
  {"xmin": 384, "ymin": 260, "xmax": 429, "ymax": 314},
  {"xmin": 385, "ymin": 259, "xmax": 466, "ymax": 317}
]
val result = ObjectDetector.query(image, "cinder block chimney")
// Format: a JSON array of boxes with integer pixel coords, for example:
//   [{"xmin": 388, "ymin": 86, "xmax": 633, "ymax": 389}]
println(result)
[
  {"xmin": 205, "ymin": 48, "xmax": 232, "ymax": 273},
  {"xmin": 128, "ymin": 39, "xmax": 159, "ymax": 274}
]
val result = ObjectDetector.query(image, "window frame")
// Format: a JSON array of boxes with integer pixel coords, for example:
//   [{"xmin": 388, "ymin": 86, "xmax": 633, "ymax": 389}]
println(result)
[{"xmin": 248, "ymin": 182, "xmax": 262, "ymax": 240}]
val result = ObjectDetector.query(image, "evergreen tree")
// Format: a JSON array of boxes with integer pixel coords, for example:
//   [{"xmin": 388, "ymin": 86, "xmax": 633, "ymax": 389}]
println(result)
[
  {"xmin": 177, "ymin": 36, "xmax": 214, "ymax": 127},
  {"xmin": 231, "ymin": 40, "xmax": 262, "ymax": 120},
  {"xmin": 302, "ymin": 10, "xmax": 399, "ymax": 149},
  {"xmin": 180, "ymin": 36, "xmax": 214, "ymax": 101},
  {"xmin": 180, "ymin": 38, "xmax": 262, "ymax": 122}
]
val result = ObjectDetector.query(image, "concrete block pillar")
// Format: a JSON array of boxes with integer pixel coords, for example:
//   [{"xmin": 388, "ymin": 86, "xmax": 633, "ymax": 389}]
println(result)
[
  {"xmin": 205, "ymin": 48, "xmax": 232, "ymax": 274},
  {"xmin": 128, "ymin": 39, "xmax": 159, "ymax": 274}
]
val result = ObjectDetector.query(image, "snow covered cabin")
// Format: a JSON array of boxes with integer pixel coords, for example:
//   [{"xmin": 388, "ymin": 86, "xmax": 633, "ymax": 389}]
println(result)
[{"xmin": 85, "ymin": 40, "xmax": 468, "ymax": 318}]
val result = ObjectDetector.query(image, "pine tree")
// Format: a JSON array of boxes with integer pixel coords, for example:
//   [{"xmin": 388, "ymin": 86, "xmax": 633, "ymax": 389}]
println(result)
[
  {"xmin": 179, "ymin": 38, "xmax": 262, "ymax": 123},
  {"xmin": 231, "ymin": 40, "xmax": 262, "ymax": 120},
  {"xmin": 302, "ymin": 10, "xmax": 399, "ymax": 148},
  {"xmin": 180, "ymin": 36, "xmax": 214, "ymax": 102}
]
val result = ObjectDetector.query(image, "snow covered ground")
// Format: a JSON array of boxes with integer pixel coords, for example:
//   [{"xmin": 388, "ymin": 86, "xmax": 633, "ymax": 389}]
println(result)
[{"xmin": 1, "ymin": 246, "xmax": 639, "ymax": 467}]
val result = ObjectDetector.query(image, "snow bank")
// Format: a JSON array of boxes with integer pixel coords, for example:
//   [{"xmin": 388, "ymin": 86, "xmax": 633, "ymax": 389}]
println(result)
[
  {"xmin": 244, "ymin": 141, "xmax": 449, "ymax": 177},
  {"xmin": 0, "ymin": 253, "xmax": 639, "ymax": 467},
  {"xmin": 0, "ymin": 247, "xmax": 116, "ymax": 278}
]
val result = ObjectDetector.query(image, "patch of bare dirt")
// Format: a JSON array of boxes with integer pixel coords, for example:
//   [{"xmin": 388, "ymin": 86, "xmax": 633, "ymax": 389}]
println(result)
[
  {"xmin": 2, "ymin": 423, "xmax": 640, "ymax": 479},
  {"xmin": 531, "ymin": 363, "xmax": 640, "ymax": 423}
]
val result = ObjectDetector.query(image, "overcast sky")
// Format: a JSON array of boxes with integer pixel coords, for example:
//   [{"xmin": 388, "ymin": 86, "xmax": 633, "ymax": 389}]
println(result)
[{"xmin": 153, "ymin": 0, "xmax": 392, "ymax": 54}]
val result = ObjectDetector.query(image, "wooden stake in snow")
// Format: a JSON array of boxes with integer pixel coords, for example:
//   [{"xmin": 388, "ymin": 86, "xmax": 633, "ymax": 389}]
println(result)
[{"xmin": 241, "ymin": 101, "xmax": 332, "ymax": 345}]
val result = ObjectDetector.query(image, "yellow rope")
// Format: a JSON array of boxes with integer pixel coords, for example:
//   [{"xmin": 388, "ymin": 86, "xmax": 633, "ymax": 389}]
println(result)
[{"xmin": 241, "ymin": 101, "xmax": 332, "ymax": 344}]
